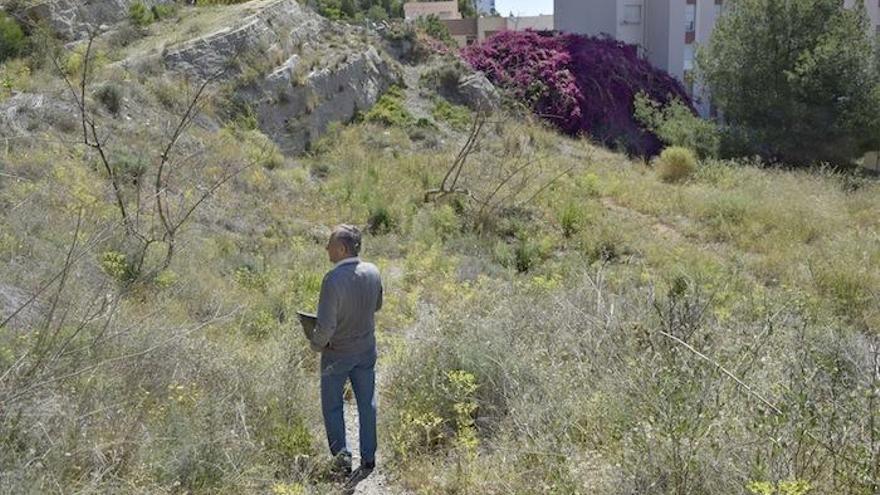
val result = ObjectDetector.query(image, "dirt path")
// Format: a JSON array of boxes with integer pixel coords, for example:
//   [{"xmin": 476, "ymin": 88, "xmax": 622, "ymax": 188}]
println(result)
[
  {"xmin": 340, "ymin": 262, "xmax": 409, "ymax": 495},
  {"xmin": 340, "ymin": 388, "xmax": 397, "ymax": 495}
]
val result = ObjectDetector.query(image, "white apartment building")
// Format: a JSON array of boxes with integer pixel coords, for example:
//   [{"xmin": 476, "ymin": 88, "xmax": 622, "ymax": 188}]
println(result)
[{"xmin": 555, "ymin": 0, "xmax": 880, "ymax": 117}]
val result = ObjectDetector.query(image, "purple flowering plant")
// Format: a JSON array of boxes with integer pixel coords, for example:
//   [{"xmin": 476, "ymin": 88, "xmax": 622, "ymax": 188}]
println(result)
[{"xmin": 463, "ymin": 30, "xmax": 695, "ymax": 156}]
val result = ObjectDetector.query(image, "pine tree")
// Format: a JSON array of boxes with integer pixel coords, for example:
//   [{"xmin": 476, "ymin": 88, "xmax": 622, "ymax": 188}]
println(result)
[{"xmin": 697, "ymin": 0, "xmax": 880, "ymax": 166}]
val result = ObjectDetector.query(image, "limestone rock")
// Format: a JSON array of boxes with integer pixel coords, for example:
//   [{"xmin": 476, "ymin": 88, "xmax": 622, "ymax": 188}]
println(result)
[
  {"xmin": 17, "ymin": 0, "xmax": 175, "ymax": 40},
  {"xmin": 456, "ymin": 71, "xmax": 500, "ymax": 113},
  {"xmin": 0, "ymin": 93, "xmax": 79, "ymax": 137},
  {"xmin": 243, "ymin": 46, "xmax": 398, "ymax": 154},
  {"xmin": 162, "ymin": 0, "xmax": 327, "ymax": 80},
  {"xmin": 159, "ymin": 0, "xmax": 400, "ymax": 154}
]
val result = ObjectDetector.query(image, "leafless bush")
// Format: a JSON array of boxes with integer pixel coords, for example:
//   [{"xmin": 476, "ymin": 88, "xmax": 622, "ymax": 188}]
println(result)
[
  {"xmin": 49, "ymin": 30, "xmax": 266, "ymax": 280},
  {"xmin": 425, "ymin": 112, "xmax": 581, "ymax": 232}
]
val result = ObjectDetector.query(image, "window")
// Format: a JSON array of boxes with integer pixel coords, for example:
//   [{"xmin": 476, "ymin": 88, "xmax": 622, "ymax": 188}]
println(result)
[
  {"xmin": 683, "ymin": 44, "xmax": 695, "ymax": 71},
  {"xmin": 685, "ymin": 3, "xmax": 696, "ymax": 32},
  {"xmin": 623, "ymin": 4, "xmax": 642, "ymax": 24},
  {"xmin": 714, "ymin": 0, "xmax": 723, "ymax": 19}
]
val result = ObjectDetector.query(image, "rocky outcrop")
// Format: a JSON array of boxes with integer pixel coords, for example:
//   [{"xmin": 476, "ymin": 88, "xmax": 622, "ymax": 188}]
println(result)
[
  {"xmin": 160, "ymin": 0, "xmax": 400, "ymax": 154},
  {"xmin": 456, "ymin": 72, "xmax": 500, "ymax": 112},
  {"xmin": 0, "ymin": 93, "xmax": 79, "ymax": 137},
  {"xmin": 241, "ymin": 47, "xmax": 396, "ymax": 153},
  {"xmin": 162, "ymin": 0, "xmax": 327, "ymax": 80},
  {"xmin": 16, "ymin": 0, "xmax": 175, "ymax": 40}
]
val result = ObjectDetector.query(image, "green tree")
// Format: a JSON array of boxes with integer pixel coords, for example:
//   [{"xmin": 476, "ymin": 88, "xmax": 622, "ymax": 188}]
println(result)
[
  {"xmin": 458, "ymin": 0, "xmax": 476, "ymax": 18},
  {"xmin": 341, "ymin": 0, "xmax": 357, "ymax": 18},
  {"xmin": 634, "ymin": 93, "xmax": 720, "ymax": 159},
  {"xmin": 0, "ymin": 12, "xmax": 25, "ymax": 62},
  {"xmin": 697, "ymin": 0, "xmax": 880, "ymax": 166}
]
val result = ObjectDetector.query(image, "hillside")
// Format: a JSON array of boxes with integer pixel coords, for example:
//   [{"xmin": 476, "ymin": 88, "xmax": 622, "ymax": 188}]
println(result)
[{"xmin": 1, "ymin": 1, "xmax": 879, "ymax": 494}]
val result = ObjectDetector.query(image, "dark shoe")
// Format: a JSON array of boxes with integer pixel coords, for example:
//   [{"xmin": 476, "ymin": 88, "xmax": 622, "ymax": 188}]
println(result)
[
  {"xmin": 344, "ymin": 464, "xmax": 374, "ymax": 489},
  {"xmin": 329, "ymin": 452, "xmax": 352, "ymax": 480}
]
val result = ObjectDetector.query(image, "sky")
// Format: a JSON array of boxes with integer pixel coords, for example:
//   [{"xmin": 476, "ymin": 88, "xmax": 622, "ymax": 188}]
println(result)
[{"xmin": 494, "ymin": 0, "xmax": 554, "ymax": 16}]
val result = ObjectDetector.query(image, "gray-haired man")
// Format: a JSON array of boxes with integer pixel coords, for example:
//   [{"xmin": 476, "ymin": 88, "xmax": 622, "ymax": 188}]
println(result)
[{"xmin": 310, "ymin": 224, "xmax": 383, "ymax": 477}]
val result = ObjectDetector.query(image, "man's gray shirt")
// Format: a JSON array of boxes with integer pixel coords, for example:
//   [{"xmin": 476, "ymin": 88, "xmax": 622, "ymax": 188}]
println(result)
[{"xmin": 311, "ymin": 258, "xmax": 383, "ymax": 356}]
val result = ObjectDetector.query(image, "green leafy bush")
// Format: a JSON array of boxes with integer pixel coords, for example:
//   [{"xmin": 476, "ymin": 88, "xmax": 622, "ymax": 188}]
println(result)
[
  {"xmin": 655, "ymin": 146, "xmax": 697, "ymax": 183},
  {"xmin": 367, "ymin": 204, "xmax": 397, "ymax": 234},
  {"xmin": 363, "ymin": 86, "xmax": 414, "ymax": 127},
  {"xmin": 415, "ymin": 14, "xmax": 455, "ymax": 48},
  {"xmin": 100, "ymin": 250, "xmax": 136, "ymax": 283},
  {"xmin": 128, "ymin": 2, "xmax": 154, "ymax": 27},
  {"xmin": 634, "ymin": 92, "xmax": 720, "ymax": 159},
  {"xmin": 0, "ymin": 12, "xmax": 25, "ymax": 63},
  {"xmin": 95, "ymin": 83, "xmax": 122, "ymax": 115},
  {"xmin": 557, "ymin": 202, "xmax": 583, "ymax": 238},
  {"xmin": 195, "ymin": 0, "xmax": 250, "ymax": 4},
  {"xmin": 151, "ymin": 4, "xmax": 177, "ymax": 20},
  {"xmin": 431, "ymin": 98, "xmax": 471, "ymax": 130}
]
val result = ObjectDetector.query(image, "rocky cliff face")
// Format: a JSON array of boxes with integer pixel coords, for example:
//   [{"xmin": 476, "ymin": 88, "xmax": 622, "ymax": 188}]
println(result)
[
  {"xmin": 4, "ymin": 0, "xmax": 496, "ymax": 155},
  {"xmin": 242, "ymin": 46, "xmax": 394, "ymax": 153},
  {"xmin": 157, "ymin": 0, "xmax": 400, "ymax": 153},
  {"xmin": 17, "ymin": 0, "xmax": 176, "ymax": 40}
]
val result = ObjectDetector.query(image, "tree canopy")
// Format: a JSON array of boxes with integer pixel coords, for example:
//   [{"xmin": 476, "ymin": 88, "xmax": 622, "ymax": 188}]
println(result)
[{"xmin": 697, "ymin": 0, "xmax": 880, "ymax": 166}]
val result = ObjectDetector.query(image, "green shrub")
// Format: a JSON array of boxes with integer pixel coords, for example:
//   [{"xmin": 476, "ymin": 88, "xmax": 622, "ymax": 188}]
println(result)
[
  {"xmin": 655, "ymin": 146, "xmax": 697, "ymax": 183},
  {"xmin": 431, "ymin": 98, "xmax": 471, "ymax": 130},
  {"xmin": 195, "ymin": 0, "xmax": 250, "ymax": 4},
  {"xmin": 557, "ymin": 202, "xmax": 583, "ymax": 238},
  {"xmin": 429, "ymin": 204, "xmax": 460, "ymax": 240},
  {"xmin": 151, "ymin": 4, "xmax": 177, "ymax": 20},
  {"xmin": 113, "ymin": 151, "xmax": 149, "ymax": 183},
  {"xmin": 421, "ymin": 59, "xmax": 468, "ymax": 94},
  {"xmin": 514, "ymin": 239, "xmax": 541, "ymax": 273},
  {"xmin": 128, "ymin": 2, "xmax": 154, "ymax": 27},
  {"xmin": 0, "ymin": 58, "xmax": 31, "ymax": 100},
  {"xmin": 415, "ymin": 14, "xmax": 455, "ymax": 48},
  {"xmin": 100, "ymin": 250, "xmax": 136, "ymax": 283},
  {"xmin": 634, "ymin": 93, "xmax": 720, "ymax": 159},
  {"xmin": 367, "ymin": 204, "xmax": 397, "ymax": 234},
  {"xmin": 365, "ymin": 5, "xmax": 389, "ymax": 21},
  {"xmin": 259, "ymin": 398, "xmax": 315, "ymax": 461},
  {"xmin": 95, "ymin": 83, "xmax": 122, "ymax": 115},
  {"xmin": 363, "ymin": 86, "xmax": 414, "ymax": 128},
  {"xmin": 0, "ymin": 12, "xmax": 25, "ymax": 62}
]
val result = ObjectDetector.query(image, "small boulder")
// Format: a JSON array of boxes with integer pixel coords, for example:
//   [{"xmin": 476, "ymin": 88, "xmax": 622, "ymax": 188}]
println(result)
[{"xmin": 456, "ymin": 71, "xmax": 500, "ymax": 113}]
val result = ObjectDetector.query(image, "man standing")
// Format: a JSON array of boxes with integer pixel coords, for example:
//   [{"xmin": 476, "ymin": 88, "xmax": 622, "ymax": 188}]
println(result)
[{"xmin": 310, "ymin": 224, "xmax": 383, "ymax": 478}]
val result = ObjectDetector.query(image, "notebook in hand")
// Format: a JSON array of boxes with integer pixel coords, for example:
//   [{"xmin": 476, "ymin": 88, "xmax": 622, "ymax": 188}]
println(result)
[{"xmin": 296, "ymin": 311, "xmax": 317, "ymax": 340}]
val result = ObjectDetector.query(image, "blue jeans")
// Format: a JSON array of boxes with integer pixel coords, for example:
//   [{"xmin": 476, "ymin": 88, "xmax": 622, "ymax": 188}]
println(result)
[{"xmin": 320, "ymin": 346, "xmax": 377, "ymax": 463}]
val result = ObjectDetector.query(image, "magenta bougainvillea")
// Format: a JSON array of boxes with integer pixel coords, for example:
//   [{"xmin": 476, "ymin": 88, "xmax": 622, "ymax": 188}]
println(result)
[{"xmin": 462, "ymin": 30, "xmax": 694, "ymax": 156}]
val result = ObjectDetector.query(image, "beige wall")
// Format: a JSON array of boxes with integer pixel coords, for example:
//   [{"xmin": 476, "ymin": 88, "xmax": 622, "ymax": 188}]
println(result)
[
  {"xmin": 403, "ymin": 1, "xmax": 461, "ymax": 20},
  {"xmin": 507, "ymin": 15, "xmax": 554, "ymax": 31},
  {"xmin": 478, "ymin": 16, "xmax": 508, "ymax": 41}
]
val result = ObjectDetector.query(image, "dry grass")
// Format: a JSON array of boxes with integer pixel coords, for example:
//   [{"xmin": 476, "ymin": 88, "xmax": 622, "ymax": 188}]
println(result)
[{"xmin": 1, "ymin": 18, "xmax": 878, "ymax": 493}]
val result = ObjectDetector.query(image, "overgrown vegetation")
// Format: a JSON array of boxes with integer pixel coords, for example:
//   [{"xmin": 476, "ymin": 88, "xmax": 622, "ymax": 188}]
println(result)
[
  {"xmin": 362, "ymin": 85, "xmax": 414, "ymax": 127},
  {"xmin": 634, "ymin": 93, "xmax": 720, "ymax": 159},
  {"xmin": 655, "ymin": 146, "xmax": 697, "ymax": 183},
  {"xmin": 1, "ymin": 2, "xmax": 879, "ymax": 494}
]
